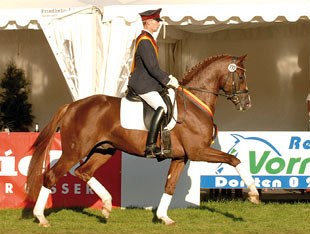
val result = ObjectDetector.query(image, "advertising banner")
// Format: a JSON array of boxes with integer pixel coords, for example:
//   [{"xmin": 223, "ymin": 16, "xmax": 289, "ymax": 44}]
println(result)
[
  {"xmin": 0, "ymin": 133, "xmax": 121, "ymax": 209},
  {"xmin": 200, "ymin": 132, "xmax": 310, "ymax": 189}
]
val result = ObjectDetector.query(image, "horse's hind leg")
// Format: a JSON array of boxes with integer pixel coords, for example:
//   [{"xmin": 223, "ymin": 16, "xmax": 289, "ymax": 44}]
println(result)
[
  {"xmin": 33, "ymin": 186, "xmax": 51, "ymax": 227},
  {"xmin": 34, "ymin": 154, "xmax": 81, "ymax": 227},
  {"xmin": 157, "ymin": 158, "xmax": 187, "ymax": 225},
  {"xmin": 74, "ymin": 147, "xmax": 116, "ymax": 219}
]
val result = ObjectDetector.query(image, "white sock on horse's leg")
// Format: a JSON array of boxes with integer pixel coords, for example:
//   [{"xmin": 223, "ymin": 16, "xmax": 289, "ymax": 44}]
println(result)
[
  {"xmin": 87, "ymin": 177, "xmax": 112, "ymax": 218},
  {"xmin": 156, "ymin": 193, "xmax": 172, "ymax": 218},
  {"xmin": 235, "ymin": 163, "xmax": 258, "ymax": 195},
  {"xmin": 87, "ymin": 177, "xmax": 112, "ymax": 202},
  {"xmin": 33, "ymin": 186, "xmax": 51, "ymax": 216}
]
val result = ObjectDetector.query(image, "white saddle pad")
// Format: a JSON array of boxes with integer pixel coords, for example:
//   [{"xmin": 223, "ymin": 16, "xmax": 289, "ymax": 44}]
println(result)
[{"xmin": 120, "ymin": 88, "xmax": 177, "ymax": 131}]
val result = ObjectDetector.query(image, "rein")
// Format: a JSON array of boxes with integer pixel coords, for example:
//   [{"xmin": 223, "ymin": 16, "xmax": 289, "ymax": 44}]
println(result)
[
  {"xmin": 182, "ymin": 59, "xmax": 249, "ymax": 111},
  {"xmin": 184, "ymin": 86, "xmax": 249, "ymax": 102},
  {"xmin": 184, "ymin": 62, "xmax": 248, "ymax": 100}
]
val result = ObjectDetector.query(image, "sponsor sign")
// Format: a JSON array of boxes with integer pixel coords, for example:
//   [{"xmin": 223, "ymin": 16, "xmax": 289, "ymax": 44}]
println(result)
[
  {"xmin": 0, "ymin": 133, "xmax": 121, "ymax": 208},
  {"xmin": 200, "ymin": 132, "xmax": 310, "ymax": 189}
]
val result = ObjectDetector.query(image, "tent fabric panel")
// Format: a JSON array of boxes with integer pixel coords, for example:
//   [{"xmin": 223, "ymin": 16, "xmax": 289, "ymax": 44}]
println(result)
[
  {"xmin": 40, "ymin": 11, "xmax": 103, "ymax": 100},
  {"xmin": 101, "ymin": 18, "xmax": 142, "ymax": 96}
]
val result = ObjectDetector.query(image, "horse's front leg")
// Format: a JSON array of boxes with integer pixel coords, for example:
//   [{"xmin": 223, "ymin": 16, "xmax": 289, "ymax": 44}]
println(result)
[
  {"xmin": 191, "ymin": 147, "xmax": 259, "ymax": 204},
  {"xmin": 157, "ymin": 158, "xmax": 187, "ymax": 225}
]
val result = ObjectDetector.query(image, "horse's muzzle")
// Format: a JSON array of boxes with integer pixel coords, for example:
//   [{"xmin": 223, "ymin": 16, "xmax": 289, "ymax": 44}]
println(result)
[{"xmin": 231, "ymin": 93, "xmax": 252, "ymax": 111}]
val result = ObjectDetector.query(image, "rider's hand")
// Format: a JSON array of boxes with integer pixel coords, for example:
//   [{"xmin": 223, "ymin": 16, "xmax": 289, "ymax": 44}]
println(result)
[{"xmin": 167, "ymin": 75, "xmax": 179, "ymax": 89}]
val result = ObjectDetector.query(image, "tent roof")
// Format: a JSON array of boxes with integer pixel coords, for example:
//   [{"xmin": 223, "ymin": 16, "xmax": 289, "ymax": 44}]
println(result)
[
  {"xmin": 0, "ymin": 0, "xmax": 89, "ymax": 8},
  {"xmin": 1, "ymin": 0, "xmax": 310, "ymax": 29},
  {"xmin": 0, "ymin": 1, "xmax": 100, "ymax": 29},
  {"xmin": 101, "ymin": 0, "xmax": 310, "ymax": 24}
]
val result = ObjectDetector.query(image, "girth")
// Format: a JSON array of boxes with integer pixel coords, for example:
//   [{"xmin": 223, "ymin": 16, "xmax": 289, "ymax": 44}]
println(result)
[{"xmin": 125, "ymin": 86, "xmax": 174, "ymax": 130}]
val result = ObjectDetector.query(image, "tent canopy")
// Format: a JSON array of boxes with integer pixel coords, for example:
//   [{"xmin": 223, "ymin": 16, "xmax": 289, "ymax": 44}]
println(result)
[
  {"xmin": 102, "ymin": 1, "xmax": 310, "ymax": 24},
  {"xmin": 0, "ymin": 0, "xmax": 94, "ymax": 30}
]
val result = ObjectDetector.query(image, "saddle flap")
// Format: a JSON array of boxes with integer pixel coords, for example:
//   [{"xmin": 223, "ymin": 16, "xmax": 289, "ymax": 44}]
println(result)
[{"xmin": 121, "ymin": 88, "xmax": 177, "ymax": 131}]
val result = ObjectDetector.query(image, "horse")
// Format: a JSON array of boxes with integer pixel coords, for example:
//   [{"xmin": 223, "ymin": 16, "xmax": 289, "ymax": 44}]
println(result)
[{"xmin": 26, "ymin": 54, "xmax": 259, "ymax": 227}]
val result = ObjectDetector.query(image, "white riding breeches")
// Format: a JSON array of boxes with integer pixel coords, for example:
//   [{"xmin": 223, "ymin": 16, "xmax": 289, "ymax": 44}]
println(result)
[{"xmin": 139, "ymin": 91, "xmax": 167, "ymax": 113}]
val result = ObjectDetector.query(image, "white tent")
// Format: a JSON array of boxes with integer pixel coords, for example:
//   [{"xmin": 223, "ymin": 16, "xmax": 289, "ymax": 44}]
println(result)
[
  {"xmin": 100, "ymin": 0, "xmax": 310, "ymax": 97},
  {"xmin": 0, "ymin": 0, "xmax": 104, "ymax": 100}
]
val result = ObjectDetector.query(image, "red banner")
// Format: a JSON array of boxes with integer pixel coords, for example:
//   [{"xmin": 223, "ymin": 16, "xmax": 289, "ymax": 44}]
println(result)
[{"xmin": 0, "ymin": 133, "xmax": 121, "ymax": 209}]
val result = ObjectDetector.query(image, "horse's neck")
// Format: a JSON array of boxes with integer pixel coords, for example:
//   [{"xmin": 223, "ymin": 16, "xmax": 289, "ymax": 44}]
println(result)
[
  {"xmin": 185, "ymin": 70, "xmax": 220, "ymax": 114},
  {"xmin": 193, "ymin": 90, "xmax": 218, "ymax": 114}
]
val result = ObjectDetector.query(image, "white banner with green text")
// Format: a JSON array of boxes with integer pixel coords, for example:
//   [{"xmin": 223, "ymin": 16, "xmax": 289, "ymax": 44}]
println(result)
[{"xmin": 200, "ymin": 132, "xmax": 310, "ymax": 189}]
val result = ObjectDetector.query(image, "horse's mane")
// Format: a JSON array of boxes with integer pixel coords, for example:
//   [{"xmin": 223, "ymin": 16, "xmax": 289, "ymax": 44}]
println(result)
[{"xmin": 181, "ymin": 54, "xmax": 231, "ymax": 85}]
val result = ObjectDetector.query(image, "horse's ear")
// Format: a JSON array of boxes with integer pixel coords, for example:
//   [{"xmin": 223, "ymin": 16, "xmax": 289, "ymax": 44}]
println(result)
[{"xmin": 238, "ymin": 54, "xmax": 247, "ymax": 62}]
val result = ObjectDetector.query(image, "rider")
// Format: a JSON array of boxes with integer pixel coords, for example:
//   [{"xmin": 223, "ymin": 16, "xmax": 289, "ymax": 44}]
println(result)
[{"xmin": 128, "ymin": 8, "xmax": 179, "ymax": 158}]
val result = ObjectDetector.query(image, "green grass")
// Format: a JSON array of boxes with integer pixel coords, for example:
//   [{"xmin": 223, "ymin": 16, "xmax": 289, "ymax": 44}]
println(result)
[{"xmin": 0, "ymin": 201, "xmax": 309, "ymax": 234}]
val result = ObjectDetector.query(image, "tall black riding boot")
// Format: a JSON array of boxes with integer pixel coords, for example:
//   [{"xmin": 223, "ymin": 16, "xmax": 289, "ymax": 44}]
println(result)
[{"xmin": 145, "ymin": 107, "xmax": 166, "ymax": 158}]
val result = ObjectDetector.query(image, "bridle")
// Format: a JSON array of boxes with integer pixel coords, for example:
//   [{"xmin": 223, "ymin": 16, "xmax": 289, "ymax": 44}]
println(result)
[
  {"xmin": 223, "ymin": 61, "xmax": 249, "ymax": 106},
  {"xmin": 182, "ymin": 59, "xmax": 249, "ymax": 107},
  {"xmin": 172, "ymin": 58, "xmax": 249, "ymax": 126}
]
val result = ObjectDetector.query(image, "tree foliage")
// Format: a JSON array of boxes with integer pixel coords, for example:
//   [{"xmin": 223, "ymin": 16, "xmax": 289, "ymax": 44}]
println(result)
[{"xmin": 0, "ymin": 62, "xmax": 34, "ymax": 131}]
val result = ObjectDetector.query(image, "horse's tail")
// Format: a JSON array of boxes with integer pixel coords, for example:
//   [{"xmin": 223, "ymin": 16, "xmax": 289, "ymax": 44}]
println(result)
[{"xmin": 26, "ymin": 104, "xmax": 70, "ymax": 201}]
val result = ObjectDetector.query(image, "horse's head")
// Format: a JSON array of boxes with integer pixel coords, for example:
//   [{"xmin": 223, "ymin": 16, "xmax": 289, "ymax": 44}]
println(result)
[
  {"xmin": 221, "ymin": 55, "xmax": 251, "ymax": 111},
  {"xmin": 181, "ymin": 54, "xmax": 251, "ymax": 111}
]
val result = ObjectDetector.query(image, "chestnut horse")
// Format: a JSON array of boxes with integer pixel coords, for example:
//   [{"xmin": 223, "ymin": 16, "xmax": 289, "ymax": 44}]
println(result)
[{"xmin": 26, "ymin": 54, "xmax": 259, "ymax": 227}]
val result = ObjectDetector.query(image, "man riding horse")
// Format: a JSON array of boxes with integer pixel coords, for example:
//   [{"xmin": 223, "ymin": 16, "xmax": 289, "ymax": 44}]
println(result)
[
  {"xmin": 128, "ymin": 8, "xmax": 179, "ymax": 158},
  {"xmin": 26, "ymin": 8, "xmax": 260, "ymax": 227}
]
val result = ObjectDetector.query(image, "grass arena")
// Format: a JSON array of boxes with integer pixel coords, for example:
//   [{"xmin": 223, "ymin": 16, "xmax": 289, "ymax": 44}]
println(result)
[{"xmin": 0, "ymin": 198, "xmax": 309, "ymax": 234}]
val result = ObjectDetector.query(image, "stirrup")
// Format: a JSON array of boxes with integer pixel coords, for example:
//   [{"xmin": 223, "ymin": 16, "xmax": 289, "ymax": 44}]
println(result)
[
  {"xmin": 145, "ymin": 145, "xmax": 171, "ymax": 162},
  {"xmin": 145, "ymin": 144, "xmax": 162, "ymax": 158}
]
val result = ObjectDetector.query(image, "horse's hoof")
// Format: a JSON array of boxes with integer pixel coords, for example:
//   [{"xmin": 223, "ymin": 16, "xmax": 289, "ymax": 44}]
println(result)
[
  {"xmin": 248, "ymin": 193, "xmax": 260, "ymax": 204},
  {"xmin": 159, "ymin": 216, "xmax": 176, "ymax": 225},
  {"xmin": 35, "ymin": 214, "xmax": 50, "ymax": 227},
  {"xmin": 38, "ymin": 222, "xmax": 50, "ymax": 227},
  {"xmin": 102, "ymin": 199, "xmax": 112, "ymax": 219},
  {"xmin": 102, "ymin": 208, "xmax": 110, "ymax": 219}
]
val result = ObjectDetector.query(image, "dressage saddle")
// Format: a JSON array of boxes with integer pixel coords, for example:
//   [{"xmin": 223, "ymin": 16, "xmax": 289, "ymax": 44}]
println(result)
[{"xmin": 125, "ymin": 86, "xmax": 173, "ymax": 158}]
